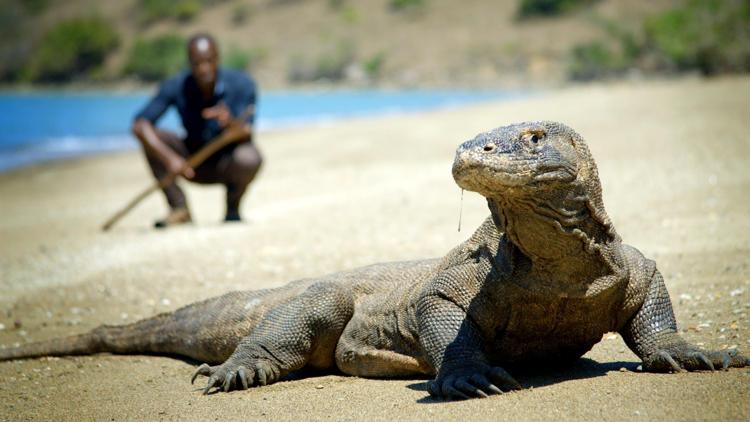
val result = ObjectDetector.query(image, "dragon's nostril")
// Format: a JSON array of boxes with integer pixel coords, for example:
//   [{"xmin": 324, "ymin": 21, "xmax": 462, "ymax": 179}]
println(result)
[{"xmin": 483, "ymin": 144, "xmax": 495, "ymax": 152}]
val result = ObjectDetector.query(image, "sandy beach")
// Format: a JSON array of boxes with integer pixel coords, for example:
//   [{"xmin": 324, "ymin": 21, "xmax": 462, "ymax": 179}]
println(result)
[{"xmin": 1, "ymin": 76, "xmax": 749, "ymax": 421}]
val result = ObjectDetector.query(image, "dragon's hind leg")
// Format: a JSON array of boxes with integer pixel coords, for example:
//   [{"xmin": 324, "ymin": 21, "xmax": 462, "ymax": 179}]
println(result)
[{"xmin": 192, "ymin": 281, "xmax": 356, "ymax": 393}]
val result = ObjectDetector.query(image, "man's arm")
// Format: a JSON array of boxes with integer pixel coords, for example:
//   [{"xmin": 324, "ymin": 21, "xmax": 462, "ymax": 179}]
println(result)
[
  {"xmin": 201, "ymin": 103, "xmax": 253, "ymax": 144},
  {"xmin": 201, "ymin": 74, "xmax": 256, "ymax": 144},
  {"xmin": 132, "ymin": 118, "xmax": 194, "ymax": 179},
  {"xmin": 132, "ymin": 80, "xmax": 195, "ymax": 179}
]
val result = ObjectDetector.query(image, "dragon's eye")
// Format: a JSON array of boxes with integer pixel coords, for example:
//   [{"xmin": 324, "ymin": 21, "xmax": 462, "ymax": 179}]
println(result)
[{"xmin": 523, "ymin": 132, "xmax": 543, "ymax": 144}]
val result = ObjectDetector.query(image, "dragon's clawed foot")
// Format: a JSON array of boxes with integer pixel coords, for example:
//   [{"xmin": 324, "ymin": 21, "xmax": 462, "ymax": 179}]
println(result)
[
  {"xmin": 190, "ymin": 359, "xmax": 281, "ymax": 394},
  {"xmin": 643, "ymin": 344, "xmax": 749, "ymax": 373},
  {"xmin": 428, "ymin": 365, "xmax": 522, "ymax": 400}
]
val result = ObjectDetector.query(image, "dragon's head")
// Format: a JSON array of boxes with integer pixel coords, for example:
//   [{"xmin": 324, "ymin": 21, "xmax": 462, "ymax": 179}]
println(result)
[
  {"xmin": 453, "ymin": 121, "xmax": 618, "ymax": 245},
  {"xmin": 453, "ymin": 121, "xmax": 599, "ymax": 197}
]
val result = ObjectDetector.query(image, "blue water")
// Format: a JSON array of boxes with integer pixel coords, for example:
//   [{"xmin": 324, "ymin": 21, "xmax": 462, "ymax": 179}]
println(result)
[{"xmin": 0, "ymin": 90, "xmax": 519, "ymax": 172}]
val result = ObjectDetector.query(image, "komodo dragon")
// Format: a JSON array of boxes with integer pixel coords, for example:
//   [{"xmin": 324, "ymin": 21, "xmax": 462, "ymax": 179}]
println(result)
[{"xmin": 1, "ymin": 121, "xmax": 747, "ymax": 400}]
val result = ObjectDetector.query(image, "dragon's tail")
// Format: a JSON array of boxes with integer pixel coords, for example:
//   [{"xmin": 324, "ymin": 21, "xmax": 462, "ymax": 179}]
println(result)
[
  {"xmin": 0, "ymin": 313, "xmax": 175, "ymax": 361},
  {"xmin": 0, "ymin": 287, "xmax": 306, "ymax": 363}
]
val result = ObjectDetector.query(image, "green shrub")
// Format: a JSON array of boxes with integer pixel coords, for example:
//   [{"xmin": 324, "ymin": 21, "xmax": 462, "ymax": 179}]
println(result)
[
  {"xmin": 339, "ymin": 5, "xmax": 360, "ymax": 23},
  {"xmin": 597, "ymin": 19, "xmax": 642, "ymax": 64},
  {"xmin": 25, "ymin": 17, "xmax": 120, "ymax": 82},
  {"xmin": 287, "ymin": 42, "xmax": 355, "ymax": 83},
  {"xmin": 0, "ymin": 3, "xmax": 30, "ymax": 82},
  {"xmin": 22, "ymin": 0, "xmax": 50, "ymax": 15},
  {"xmin": 566, "ymin": 18, "xmax": 644, "ymax": 81},
  {"xmin": 644, "ymin": 0, "xmax": 750, "ymax": 74},
  {"xmin": 222, "ymin": 46, "xmax": 264, "ymax": 71},
  {"xmin": 223, "ymin": 48, "xmax": 249, "ymax": 71},
  {"xmin": 267, "ymin": 0, "xmax": 304, "ymax": 6},
  {"xmin": 645, "ymin": 5, "xmax": 702, "ymax": 69},
  {"xmin": 390, "ymin": 0, "xmax": 424, "ymax": 10},
  {"xmin": 517, "ymin": 0, "xmax": 598, "ymax": 19},
  {"xmin": 124, "ymin": 35, "xmax": 185, "ymax": 82},
  {"xmin": 139, "ymin": 0, "xmax": 173, "ymax": 24},
  {"xmin": 567, "ymin": 0, "xmax": 750, "ymax": 81},
  {"xmin": 314, "ymin": 44, "xmax": 353, "ymax": 80},
  {"xmin": 231, "ymin": 4, "xmax": 252, "ymax": 26},
  {"xmin": 139, "ymin": 0, "xmax": 202, "ymax": 25},
  {"xmin": 567, "ymin": 41, "xmax": 620, "ymax": 81},
  {"xmin": 174, "ymin": 0, "xmax": 201, "ymax": 21},
  {"xmin": 364, "ymin": 52, "xmax": 386, "ymax": 78}
]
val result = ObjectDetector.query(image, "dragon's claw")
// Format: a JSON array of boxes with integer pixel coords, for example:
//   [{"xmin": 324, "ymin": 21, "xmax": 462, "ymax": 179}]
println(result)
[
  {"xmin": 644, "ymin": 344, "xmax": 748, "ymax": 373},
  {"xmin": 429, "ymin": 364, "xmax": 522, "ymax": 400},
  {"xmin": 191, "ymin": 359, "xmax": 280, "ymax": 394}
]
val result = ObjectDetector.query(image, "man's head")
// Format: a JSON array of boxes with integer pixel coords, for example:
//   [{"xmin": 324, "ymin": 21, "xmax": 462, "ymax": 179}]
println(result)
[{"xmin": 187, "ymin": 33, "xmax": 219, "ymax": 89}]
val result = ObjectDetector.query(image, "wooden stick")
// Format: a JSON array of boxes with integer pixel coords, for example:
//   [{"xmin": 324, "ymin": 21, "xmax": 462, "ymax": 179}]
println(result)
[{"xmin": 101, "ymin": 107, "xmax": 253, "ymax": 232}]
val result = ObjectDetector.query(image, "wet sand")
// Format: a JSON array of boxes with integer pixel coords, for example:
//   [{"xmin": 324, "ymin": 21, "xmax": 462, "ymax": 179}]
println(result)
[{"xmin": 1, "ymin": 76, "xmax": 749, "ymax": 421}]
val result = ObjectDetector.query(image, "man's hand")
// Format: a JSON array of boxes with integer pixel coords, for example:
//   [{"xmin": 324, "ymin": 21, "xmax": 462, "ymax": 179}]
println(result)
[
  {"xmin": 202, "ymin": 103, "xmax": 233, "ymax": 128},
  {"xmin": 132, "ymin": 118, "xmax": 196, "ymax": 179},
  {"xmin": 166, "ymin": 155, "xmax": 195, "ymax": 179}
]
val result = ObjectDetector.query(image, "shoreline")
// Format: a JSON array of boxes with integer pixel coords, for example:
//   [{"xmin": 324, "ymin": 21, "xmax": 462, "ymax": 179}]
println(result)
[
  {"xmin": 1, "ymin": 76, "xmax": 749, "ymax": 420},
  {"xmin": 0, "ymin": 88, "xmax": 523, "ymax": 173},
  {"xmin": 3, "ymin": 75, "xmax": 708, "ymax": 175}
]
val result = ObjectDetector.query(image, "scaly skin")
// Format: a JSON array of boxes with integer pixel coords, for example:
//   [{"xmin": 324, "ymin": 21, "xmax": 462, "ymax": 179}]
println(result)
[{"xmin": 1, "ymin": 121, "xmax": 747, "ymax": 400}]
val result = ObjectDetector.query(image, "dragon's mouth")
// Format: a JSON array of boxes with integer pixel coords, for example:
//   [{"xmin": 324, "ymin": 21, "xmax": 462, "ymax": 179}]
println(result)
[
  {"xmin": 454, "ymin": 161, "xmax": 578, "ymax": 203},
  {"xmin": 532, "ymin": 166, "xmax": 577, "ymax": 183},
  {"xmin": 453, "ymin": 149, "xmax": 546, "ymax": 194},
  {"xmin": 454, "ymin": 163, "xmax": 527, "ymax": 193}
]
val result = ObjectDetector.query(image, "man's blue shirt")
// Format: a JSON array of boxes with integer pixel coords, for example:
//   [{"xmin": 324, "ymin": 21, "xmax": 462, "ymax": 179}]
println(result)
[{"xmin": 135, "ymin": 68, "xmax": 256, "ymax": 149}]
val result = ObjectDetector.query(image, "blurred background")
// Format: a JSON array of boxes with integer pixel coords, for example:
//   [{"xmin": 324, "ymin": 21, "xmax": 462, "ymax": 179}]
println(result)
[
  {"xmin": 2, "ymin": 0, "xmax": 748, "ymax": 88},
  {"xmin": 0, "ymin": 0, "xmax": 748, "ymax": 170}
]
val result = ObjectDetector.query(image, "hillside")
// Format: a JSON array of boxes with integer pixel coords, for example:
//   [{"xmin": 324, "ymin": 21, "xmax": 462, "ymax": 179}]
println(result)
[{"xmin": 3, "ymin": 0, "xmax": 742, "ymax": 89}]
